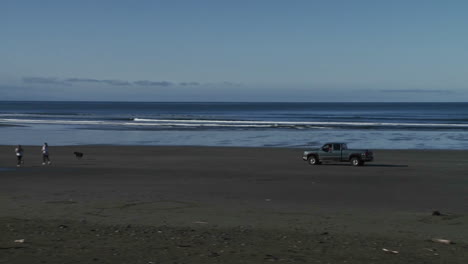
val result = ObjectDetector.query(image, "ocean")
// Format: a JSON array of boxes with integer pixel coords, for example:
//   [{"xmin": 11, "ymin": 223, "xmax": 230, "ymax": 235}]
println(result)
[{"xmin": 1, "ymin": 101, "xmax": 468, "ymax": 149}]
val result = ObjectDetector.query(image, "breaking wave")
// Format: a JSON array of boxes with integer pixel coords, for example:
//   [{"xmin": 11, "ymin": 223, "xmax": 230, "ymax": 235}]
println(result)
[{"xmin": 1, "ymin": 117, "xmax": 468, "ymax": 131}]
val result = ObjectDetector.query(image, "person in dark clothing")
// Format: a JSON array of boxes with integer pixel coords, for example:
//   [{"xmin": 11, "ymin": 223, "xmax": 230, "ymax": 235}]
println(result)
[
  {"xmin": 15, "ymin": 145, "xmax": 24, "ymax": 167},
  {"xmin": 42, "ymin": 143, "xmax": 51, "ymax": 165}
]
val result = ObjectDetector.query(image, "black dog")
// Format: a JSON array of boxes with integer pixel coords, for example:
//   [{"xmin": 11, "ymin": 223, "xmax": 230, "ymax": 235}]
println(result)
[{"xmin": 73, "ymin": 152, "xmax": 84, "ymax": 159}]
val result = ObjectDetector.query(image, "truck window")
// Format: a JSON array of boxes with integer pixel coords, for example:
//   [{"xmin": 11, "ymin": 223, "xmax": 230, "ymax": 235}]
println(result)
[
  {"xmin": 322, "ymin": 144, "xmax": 332, "ymax": 152},
  {"xmin": 333, "ymin": 144, "xmax": 341, "ymax": 151}
]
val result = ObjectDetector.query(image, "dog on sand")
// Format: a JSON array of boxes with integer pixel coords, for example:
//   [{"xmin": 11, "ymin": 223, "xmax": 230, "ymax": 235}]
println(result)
[{"xmin": 73, "ymin": 152, "xmax": 84, "ymax": 159}]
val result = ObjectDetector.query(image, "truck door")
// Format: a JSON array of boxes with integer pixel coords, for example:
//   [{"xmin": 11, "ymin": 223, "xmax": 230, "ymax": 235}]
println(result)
[
  {"xmin": 319, "ymin": 144, "xmax": 334, "ymax": 161},
  {"xmin": 331, "ymin": 144, "xmax": 342, "ymax": 161}
]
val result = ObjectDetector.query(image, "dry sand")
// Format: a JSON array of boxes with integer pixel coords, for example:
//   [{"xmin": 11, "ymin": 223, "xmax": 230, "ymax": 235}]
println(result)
[{"xmin": 0, "ymin": 145, "xmax": 467, "ymax": 263}]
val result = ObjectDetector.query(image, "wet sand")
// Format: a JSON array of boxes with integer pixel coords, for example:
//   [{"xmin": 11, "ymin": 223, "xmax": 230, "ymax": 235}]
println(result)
[{"xmin": 0, "ymin": 146, "xmax": 467, "ymax": 263}]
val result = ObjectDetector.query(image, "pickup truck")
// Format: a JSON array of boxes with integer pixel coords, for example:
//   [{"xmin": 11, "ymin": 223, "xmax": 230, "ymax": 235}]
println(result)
[{"xmin": 302, "ymin": 142, "xmax": 373, "ymax": 166}]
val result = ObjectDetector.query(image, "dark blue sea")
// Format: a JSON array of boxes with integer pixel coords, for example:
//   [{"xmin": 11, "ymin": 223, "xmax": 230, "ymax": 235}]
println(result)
[{"xmin": 1, "ymin": 101, "xmax": 468, "ymax": 149}]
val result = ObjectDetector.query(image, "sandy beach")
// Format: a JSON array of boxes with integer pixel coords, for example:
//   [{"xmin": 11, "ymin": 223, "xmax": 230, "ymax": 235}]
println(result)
[{"xmin": 0, "ymin": 145, "xmax": 467, "ymax": 263}]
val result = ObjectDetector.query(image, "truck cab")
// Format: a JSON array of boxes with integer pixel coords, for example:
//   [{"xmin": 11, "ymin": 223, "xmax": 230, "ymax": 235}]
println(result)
[{"xmin": 318, "ymin": 143, "xmax": 349, "ymax": 162}]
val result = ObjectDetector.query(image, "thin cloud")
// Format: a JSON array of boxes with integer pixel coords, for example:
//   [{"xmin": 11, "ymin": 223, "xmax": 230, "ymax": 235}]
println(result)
[
  {"xmin": 179, "ymin": 82, "xmax": 200, "ymax": 86},
  {"xmin": 65, "ymin": 78, "xmax": 130, "ymax": 86},
  {"xmin": 26, "ymin": 77, "xmax": 133, "ymax": 87},
  {"xmin": 134, "ymin": 80, "xmax": 173, "ymax": 87},
  {"xmin": 23, "ymin": 76, "xmax": 236, "ymax": 88},
  {"xmin": 65, "ymin": 78, "xmax": 101, "ymax": 83},
  {"xmin": 22, "ymin": 77, "xmax": 66, "ymax": 85},
  {"xmin": 101, "ymin": 79, "xmax": 131, "ymax": 86}
]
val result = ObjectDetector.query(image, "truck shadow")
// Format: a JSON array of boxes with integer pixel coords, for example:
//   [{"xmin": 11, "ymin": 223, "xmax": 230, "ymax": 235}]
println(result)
[
  {"xmin": 319, "ymin": 163, "xmax": 408, "ymax": 168},
  {"xmin": 365, "ymin": 164, "xmax": 408, "ymax": 168}
]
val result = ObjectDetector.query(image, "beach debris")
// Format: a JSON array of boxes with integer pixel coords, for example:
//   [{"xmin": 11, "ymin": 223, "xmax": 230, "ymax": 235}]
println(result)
[
  {"xmin": 423, "ymin": 248, "xmax": 439, "ymax": 256},
  {"xmin": 382, "ymin": 248, "xmax": 399, "ymax": 254},
  {"xmin": 193, "ymin": 221, "xmax": 208, "ymax": 224},
  {"xmin": 432, "ymin": 210, "xmax": 446, "ymax": 216},
  {"xmin": 14, "ymin": 239, "xmax": 25, "ymax": 243},
  {"xmin": 177, "ymin": 244, "xmax": 191, "ymax": 248},
  {"xmin": 431, "ymin": 238, "xmax": 454, "ymax": 244},
  {"xmin": 58, "ymin": 224, "xmax": 68, "ymax": 229}
]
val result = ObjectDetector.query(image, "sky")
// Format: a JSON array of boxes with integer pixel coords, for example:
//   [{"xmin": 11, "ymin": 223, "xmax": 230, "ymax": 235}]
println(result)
[{"xmin": 1, "ymin": 0, "xmax": 468, "ymax": 102}]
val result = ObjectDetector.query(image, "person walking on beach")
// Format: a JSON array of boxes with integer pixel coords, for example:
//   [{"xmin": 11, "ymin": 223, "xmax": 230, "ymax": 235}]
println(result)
[
  {"xmin": 15, "ymin": 145, "xmax": 24, "ymax": 167},
  {"xmin": 41, "ymin": 143, "xmax": 51, "ymax": 165}
]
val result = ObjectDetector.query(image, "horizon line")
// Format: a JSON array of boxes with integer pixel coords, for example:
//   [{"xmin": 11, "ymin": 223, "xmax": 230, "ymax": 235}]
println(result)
[{"xmin": 1, "ymin": 100, "xmax": 467, "ymax": 104}]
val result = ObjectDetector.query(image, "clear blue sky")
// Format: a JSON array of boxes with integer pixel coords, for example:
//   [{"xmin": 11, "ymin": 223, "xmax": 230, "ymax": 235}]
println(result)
[{"xmin": 1, "ymin": 0, "xmax": 468, "ymax": 101}]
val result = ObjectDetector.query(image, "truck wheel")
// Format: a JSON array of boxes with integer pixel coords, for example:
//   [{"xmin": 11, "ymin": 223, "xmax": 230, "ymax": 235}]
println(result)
[
  {"xmin": 350, "ymin": 157, "xmax": 362, "ymax": 166},
  {"xmin": 308, "ymin": 156, "xmax": 320, "ymax": 165}
]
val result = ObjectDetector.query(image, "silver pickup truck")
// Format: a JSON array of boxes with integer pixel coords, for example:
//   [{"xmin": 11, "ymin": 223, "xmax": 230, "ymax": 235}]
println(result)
[{"xmin": 303, "ymin": 142, "xmax": 374, "ymax": 166}]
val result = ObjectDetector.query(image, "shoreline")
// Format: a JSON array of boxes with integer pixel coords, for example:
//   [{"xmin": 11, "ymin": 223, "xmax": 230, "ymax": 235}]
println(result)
[{"xmin": 3, "ymin": 143, "xmax": 468, "ymax": 150}]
